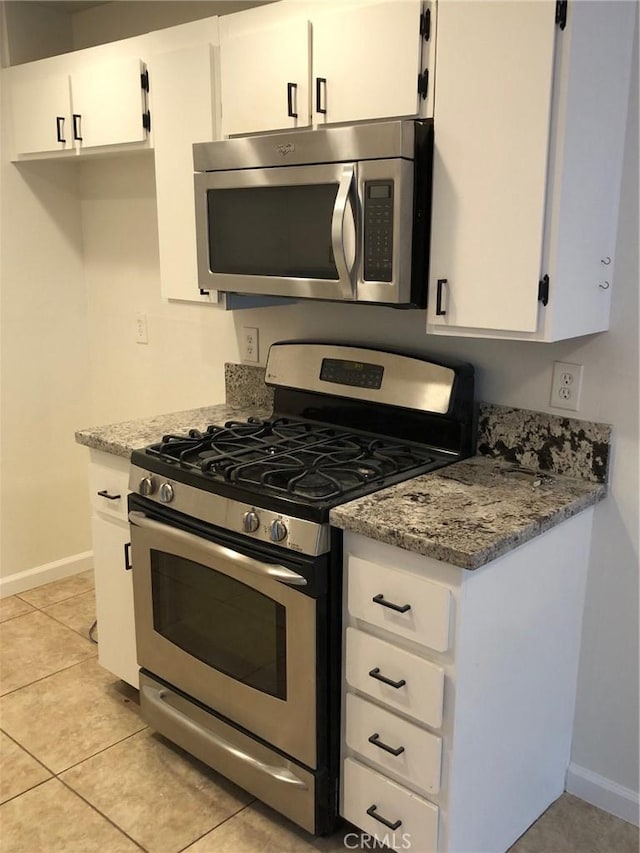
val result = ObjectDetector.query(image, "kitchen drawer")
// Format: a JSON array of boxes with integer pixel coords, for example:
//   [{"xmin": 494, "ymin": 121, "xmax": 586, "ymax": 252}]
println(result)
[
  {"xmin": 89, "ymin": 454, "xmax": 130, "ymax": 521},
  {"xmin": 342, "ymin": 757, "xmax": 438, "ymax": 852},
  {"xmin": 345, "ymin": 693, "xmax": 442, "ymax": 796},
  {"xmin": 348, "ymin": 555, "xmax": 452, "ymax": 652},
  {"xmin": 345, "ymin": 627, "xmax": 444, "ymax": 728}
]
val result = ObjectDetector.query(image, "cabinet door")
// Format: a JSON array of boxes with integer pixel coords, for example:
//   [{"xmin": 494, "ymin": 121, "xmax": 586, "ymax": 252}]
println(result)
[
  {"xmin": 71, "ymin": 57, "xmax": 148, "ymax": 149},
  {"xmin": 220, "ymin": 17, "xmax": 311, "ymax": 137},
  {"xmin": 427, "ymin": 0, "xmax": 556, "ymax": 334},
  {"xmin": 91, "ymin": 514, "xmax": 139, "ymax": 687},
  {"xmin": 11, "ymin": 73, "xmax": 73, "ymax": 155},
  {"xmin": 151, "ymin": 43, "xmax": 216, "ymax": 303},
  {"xmin": 313, "ymin": 0, "xmax": 424, "ymax": 126}
]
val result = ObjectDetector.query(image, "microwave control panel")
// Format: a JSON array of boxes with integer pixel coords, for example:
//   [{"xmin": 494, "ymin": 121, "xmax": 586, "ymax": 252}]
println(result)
[{"xmin": 363, "ymin": 180, "xmax": 394, "ymax": 283}]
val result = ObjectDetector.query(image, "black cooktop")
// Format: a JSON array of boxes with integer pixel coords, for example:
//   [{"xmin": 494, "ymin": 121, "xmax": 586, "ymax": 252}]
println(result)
[{"xmin": 131, "ymin": 416, "xmax": 453, "ymax": 519}]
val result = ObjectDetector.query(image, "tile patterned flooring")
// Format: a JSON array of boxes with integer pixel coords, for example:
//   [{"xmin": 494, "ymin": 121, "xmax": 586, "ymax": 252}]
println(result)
[{"xmin": 1, "ymin": 572, "xmax": 638, "ymax": 853}]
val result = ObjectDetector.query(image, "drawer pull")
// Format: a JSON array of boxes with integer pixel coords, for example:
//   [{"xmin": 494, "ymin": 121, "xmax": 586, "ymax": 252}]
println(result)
[
  {"xmin": 366, "ymin": 804, "xmax": 402, "ymax": 831},
  {"xmin": 372, "ymin": 593, "xmax": 411, "ymax": 614},
  {"xmin": 368, "ymin": 732, "xmax": 405, "ymax": 757},
  {"xmin": 97, "ymin": 489, "xmax": 121, "ymax": 500},
  {"xmin": 369, "ymin": 667, "xmax": 406, "ymax": 690}
]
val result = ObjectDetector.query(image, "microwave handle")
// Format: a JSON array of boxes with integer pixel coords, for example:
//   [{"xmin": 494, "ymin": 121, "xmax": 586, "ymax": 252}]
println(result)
[
  {"xmin": 331, "ymin": 164, "xmax": 357, "ymax": 300},
  {"xmin": 128, "ymin": 511, "xmax": 308, "ymax": 586}
]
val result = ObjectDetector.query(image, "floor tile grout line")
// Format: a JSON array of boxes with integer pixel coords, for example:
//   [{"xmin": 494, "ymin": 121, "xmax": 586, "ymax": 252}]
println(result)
[
  {"xmin": 16, "ymin": 584, "xmax": 96, "ymax": 612},
  {"xmin": 0, "ymin": 650, "xmax": 99, "ymax": 698},
  {"xmin": 56, "ymin": 775, "xmax": 149, "ymax": 852},
  {"xmin": 0, "ymin": 726, "xmax": 56, "ymax": 780},
  {"xmin": 40, "ymin": 607, "xmax": 98, "ymax": 644},
  {"xmin": 0, "ymin": 775, "xmax": 53, "ymax": 807},
  {"xmin": 175, "ymin": 800, "xmax": 257, "ymax": 853},
  {"xmin": 57, "ymin": 725, "xmax": 150, "ymax": 776}
]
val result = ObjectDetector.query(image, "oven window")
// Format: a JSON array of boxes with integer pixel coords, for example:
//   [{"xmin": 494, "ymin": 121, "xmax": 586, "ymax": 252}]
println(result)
[
  {"xmin": 207, "ymin": 184, "xmax": 338, "ymax": 279},
  {"xmin": 150, "ymin": 550, "xmax": 287, "ymax": 699}
]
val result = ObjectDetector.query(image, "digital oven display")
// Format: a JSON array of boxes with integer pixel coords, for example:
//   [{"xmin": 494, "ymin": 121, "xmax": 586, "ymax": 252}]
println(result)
[{"xmin": 320, "ymin": 358, "xmax": 384, "ymax": 389}]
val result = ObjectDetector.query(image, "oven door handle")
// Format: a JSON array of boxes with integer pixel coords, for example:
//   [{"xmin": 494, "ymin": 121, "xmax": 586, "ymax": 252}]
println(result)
[
  {"xmin": 141, "ymin": 684, "xmax": 308, "ymax": 788},
  {"xmin": 331, "ymin": 163, "xmax": 357, "ymax": 300},
  {"xmin": 128, "ymin": 511, "xmax": 308, "ymax": 586}
]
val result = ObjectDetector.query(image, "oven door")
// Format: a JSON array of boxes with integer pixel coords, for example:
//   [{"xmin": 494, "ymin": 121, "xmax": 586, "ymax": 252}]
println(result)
[
  {"xmin": 129, "ymin": 504, "xmax": 320, "ymax": 769},
  {"xmin": 195, "ymin": 162, "xmax": 358, "ymax": 301}
]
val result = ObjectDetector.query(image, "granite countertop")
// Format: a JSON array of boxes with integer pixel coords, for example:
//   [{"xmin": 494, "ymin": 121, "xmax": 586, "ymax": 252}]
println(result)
[
  {"xmin": 330, "ymin": 456, "xmax": 605, "ymax": 569},
  {"xmin": 75, "ymin": 364, "xmax": 609, "ymax": 570},
  {"xmin": 75, "ymin": 403, "xmax": 271, "ymax": 458}
]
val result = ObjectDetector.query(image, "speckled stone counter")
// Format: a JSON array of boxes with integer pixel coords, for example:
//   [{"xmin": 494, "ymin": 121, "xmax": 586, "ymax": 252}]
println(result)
[
  {"xmin": 330, "ymin": 456, "xmax": 605, "ymax": 569},
  {"xmin": 74, "ymin": 404, "xmax": 271, "ymax": 458},
  {"xmin": 75, "ymin": 362, "xmax": 610, "ymax": 569}
]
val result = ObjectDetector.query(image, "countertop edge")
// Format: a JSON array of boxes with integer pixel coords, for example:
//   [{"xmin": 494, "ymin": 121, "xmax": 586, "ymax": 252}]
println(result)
[{"xmin": 330, "ymin": 481, "xmax": 606, "ymax": 569}]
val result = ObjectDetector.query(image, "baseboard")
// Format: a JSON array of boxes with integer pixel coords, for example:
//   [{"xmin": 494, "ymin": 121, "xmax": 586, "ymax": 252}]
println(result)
[
  {"xmin": 567, "ymin": 762, "xmax": 639, "ymax": 826},
  {"xmin": 0, "ymin": 551, "xmax": 93, "ymax": 598}
]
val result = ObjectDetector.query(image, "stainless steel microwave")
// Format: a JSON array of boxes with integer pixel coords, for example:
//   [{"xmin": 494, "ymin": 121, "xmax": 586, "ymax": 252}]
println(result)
[{"xmin": 193, "ymin": 119, "xmax": 433, "ymax": 307}]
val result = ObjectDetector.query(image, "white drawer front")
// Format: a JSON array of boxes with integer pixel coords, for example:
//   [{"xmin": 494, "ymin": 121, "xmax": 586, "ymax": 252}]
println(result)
[
  {"xmin": 89, "ymin": 457, "xmax": 130, "ymax": 521},
  {"xmin": 346, "ymin": 693, "xmax": 442, "ymax": 796},
  {"xmin": 342, "ymin": 757, "xmax": 438, "ymax": 853},
  {"xmin": 348, "ymin": 555, "xmax": 452, "ymax": 652},
  {"xmin": 346, "ymin": 627, "xmax": 444, "ymax": 728}
]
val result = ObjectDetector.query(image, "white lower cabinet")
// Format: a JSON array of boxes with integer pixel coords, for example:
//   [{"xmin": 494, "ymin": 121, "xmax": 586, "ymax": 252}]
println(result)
[
  {"xmin": 343, "ymin": 758, "xmax": 439, "ymax": 852},
  {"xmin": 341, "ymin": 512, "xmax": 595, "ymax": 851},
  {"xmin": 89, "ymin": 451, "xmax": 138, "ymax": 688},
  {"xmin": 345, "ymin": 693, "xmax": 442, "ymax": 797}
]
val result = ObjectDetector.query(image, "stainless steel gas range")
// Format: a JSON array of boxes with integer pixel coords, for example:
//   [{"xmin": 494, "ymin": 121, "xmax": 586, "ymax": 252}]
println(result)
[{"xmin": 127, "ymin": 342, "xmax": 476, "ymax": 835}]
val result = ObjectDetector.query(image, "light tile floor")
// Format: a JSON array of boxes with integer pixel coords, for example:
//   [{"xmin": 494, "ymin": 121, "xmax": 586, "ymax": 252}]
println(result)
[{"xmin": 1, "ymin": 572, "xmax": 638, "ymax": 853}]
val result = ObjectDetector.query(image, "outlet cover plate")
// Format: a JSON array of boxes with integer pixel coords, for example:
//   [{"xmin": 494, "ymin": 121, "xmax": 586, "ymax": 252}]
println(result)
[{"xmin": 550, "ymin": 361, "xmax": 583, "ymax": 411}]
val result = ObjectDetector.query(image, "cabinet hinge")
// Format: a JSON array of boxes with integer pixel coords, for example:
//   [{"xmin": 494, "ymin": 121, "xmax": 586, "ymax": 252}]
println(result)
[
  {"xmin": 417, "ymin": 69, "xmax": 429, "ymax": 100},
  {"xmin": 538, "ymin": 274, "xmax": 550, "ymax": 306},
  {"xmin": 420, "ymin": 8, "xmax": 431, "ymax": 40},
  {"xmin": 555, "ymin": 0, "xmax": 568, "ymax": 30},
  {"xmin": 141, "ymin": 69, "xmax": 150, "ymax": 92},
  {"xmin": 142, "ymin": 110, "xmax": 151, "ymax": 132}
]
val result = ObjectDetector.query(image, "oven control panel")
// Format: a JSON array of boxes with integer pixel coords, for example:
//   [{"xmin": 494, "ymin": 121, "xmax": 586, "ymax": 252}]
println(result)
[
  {"xmin": 129, "ymin": 465, "xmax": 330, "ymax": 557},
  {"xmin": 363, "ymin": 180, "xmax": 394, "ymax": 283}
]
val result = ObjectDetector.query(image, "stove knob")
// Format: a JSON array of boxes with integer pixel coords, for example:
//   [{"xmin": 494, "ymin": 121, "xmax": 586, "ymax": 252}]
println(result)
[
  {"xmin": 270, "ymin": 519, "xmax": 288, "ymax": 543},
  {"xmin": 139, "ymin": 475, "xmax": 156, "ymax": 496},
  {"xmin": 243, "ymin": 510, "xmax": 260, "ymax": 533},
  {"xmin": 159, "ymin": 482, "xmax": 174, "ymax": 503}
]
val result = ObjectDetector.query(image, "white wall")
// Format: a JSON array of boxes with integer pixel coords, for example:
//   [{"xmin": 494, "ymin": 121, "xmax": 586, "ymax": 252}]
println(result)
[
  {"xmin": 0, "ymin": 80, "xmax": 91, "ymax": 580},
  {"xmin": 78, "ymin": 154, "xmax": 241, "ymax": 424}
]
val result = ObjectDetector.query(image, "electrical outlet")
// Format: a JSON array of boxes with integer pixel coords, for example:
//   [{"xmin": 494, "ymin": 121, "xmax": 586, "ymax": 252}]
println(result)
[
  {"xmin": 242, "ymin": 327, "xmax": 259, "ymax": 363},
  {"xmin": 550, "ymin": 361, "xmax": 583, "ymax": 411},
  {"xmin": 135, "ymin": 313, "xmax": 148, "ymax": 345}
]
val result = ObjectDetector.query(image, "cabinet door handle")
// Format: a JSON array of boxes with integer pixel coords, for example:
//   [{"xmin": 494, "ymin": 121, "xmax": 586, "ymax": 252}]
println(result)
[
  {"xmin": 286, "ymin": 82, "xmax": 298, "ymax": 118},
  {"xmin": 369, "ymin": 667, "xmax": 406, "ymax": 690},
  {"xmin": 372, "ymin": 593, "xmax": 411, "ymax": 614},
  {"xmin": 436, "ymin": 278, "xmax": 447, "ymax": 316},
  {"xmin": 124, "ymin": 542, "xmax": 132, "ymax": 571},
  {"xmin": 97, "ymin": 489, "xmax": 121, "ymax": 500},
  {"xmin": 72, "ymin": 113, "xmax": 82, "ymax": 141},
  {"xmin": 366, "ymin": 804, "xmax": 402, "ymax": 831},
  {"xmin": 316, "ymin": 77, "xmax": 327, "ymax": 114},
  {"xmin": 368, "ymin": 732, "xmax": 405, "ymax": 757},
  {"xmin": 56, "ymin": 116, "xmax": 66, "ymax": 143}
]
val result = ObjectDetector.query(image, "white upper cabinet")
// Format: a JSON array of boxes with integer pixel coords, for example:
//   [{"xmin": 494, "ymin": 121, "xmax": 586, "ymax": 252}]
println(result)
[
  {"xmin": 150, "ymin": 43, "xmax": 217, "ymax": 303},
  {"xmin": 427, "ymin": 0, "xmax": 635, "ymax": 342},
  {"xmin": 9, "ymin": 55, "xmax": 150, "ymax": 159},
  {"xmin": 11, "ymin": 73, "xmax": 74, "ymax": 155},
  {"xmin": 70, "ymin": 57, "xmax": 148, "ymax": 150},
  {"xmin": 313, "ymin": 0, "xmax": 428, "ymax": 126},
  {"xmin": 220, "ymin": 17, "xmax": 312, "ymax": 137},
  {"xmin": 219, "ymin": 0, "xmax": 431, "ymax": 138}
]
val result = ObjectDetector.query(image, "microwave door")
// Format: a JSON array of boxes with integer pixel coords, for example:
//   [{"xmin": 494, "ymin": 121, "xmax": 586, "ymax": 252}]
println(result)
[{"xmin": 195, "ymin": 163, "xmax": 358, "ymax": 300}]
